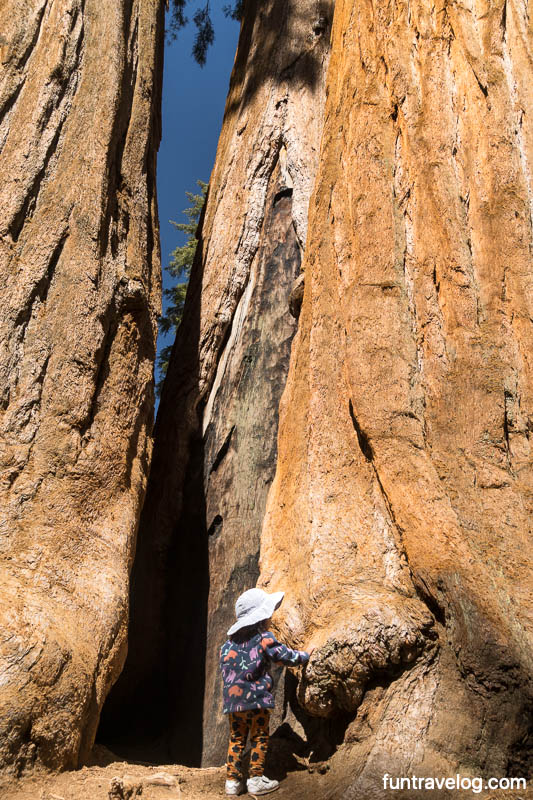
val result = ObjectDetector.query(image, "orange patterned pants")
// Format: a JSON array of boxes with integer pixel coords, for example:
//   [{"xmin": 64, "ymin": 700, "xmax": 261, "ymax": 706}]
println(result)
[{"xmin": 226, "ymin": 709, "xmax": 270, "ymax": 780}]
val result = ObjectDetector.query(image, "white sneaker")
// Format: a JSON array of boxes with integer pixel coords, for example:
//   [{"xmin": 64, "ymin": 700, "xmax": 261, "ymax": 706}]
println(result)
[
  {"xmin": 246, "ymin": 775, "xmax": 280, "ymax": 795},
  {"xmin": 225, "ymin": 778, "xmax": 245, "ymax": 795}
]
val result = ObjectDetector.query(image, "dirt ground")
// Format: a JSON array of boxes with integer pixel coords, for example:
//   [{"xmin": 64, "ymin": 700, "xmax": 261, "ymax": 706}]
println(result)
[
  {"xmin": 0, "ymin": 746, "xmax": 329, "ymax": 800},
  {"xmin": 0, "ymin": 746, "xmax": 531, "ymax": 800}
]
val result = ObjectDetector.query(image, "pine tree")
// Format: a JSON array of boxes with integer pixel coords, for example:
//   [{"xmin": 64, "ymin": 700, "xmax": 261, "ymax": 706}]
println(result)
[
  {"xmin": 169, "ymin": 1, "xmax": 244, "ymax": 65},
  {"xmin": 157, "ymin": 180, "xmax": 207, "ymax": 393}
]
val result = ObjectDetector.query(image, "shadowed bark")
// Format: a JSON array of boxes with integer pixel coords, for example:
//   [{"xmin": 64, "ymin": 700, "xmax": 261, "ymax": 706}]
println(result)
[
  {"xmin": 99, "ymin": 0, "xmax": 333, "ymax": 766},
  {"xmin": 0, "ymin": 0, "xmax": 163, "ymax": 776}
]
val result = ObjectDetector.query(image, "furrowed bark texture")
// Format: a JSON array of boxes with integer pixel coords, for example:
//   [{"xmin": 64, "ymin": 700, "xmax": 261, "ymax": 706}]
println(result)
[
  {"xmin": 260, "ymin": 0, "xmax": 533, "ymax": 793},
  {"xmin": 0, "ymin": 0, "xmax": 162, "ymax": 776},
  {"xmin": 100, "ymin": 0, "xmax": 333, "ymax": 766}
]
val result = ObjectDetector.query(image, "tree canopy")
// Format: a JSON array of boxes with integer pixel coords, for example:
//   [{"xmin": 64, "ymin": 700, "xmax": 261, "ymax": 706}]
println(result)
[
  {"xmin": 157, "ymin": 181, "xmax": 207, "ymax": 394},
  {"xmin": 169, "ymin": 1, "xmax": 244, "ymax": 65}
]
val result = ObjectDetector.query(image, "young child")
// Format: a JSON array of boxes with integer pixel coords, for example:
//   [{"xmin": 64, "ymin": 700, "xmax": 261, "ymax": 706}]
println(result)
[{"xmin": 220, "ymin": 587, "xmax": 311, "ymax": 796}]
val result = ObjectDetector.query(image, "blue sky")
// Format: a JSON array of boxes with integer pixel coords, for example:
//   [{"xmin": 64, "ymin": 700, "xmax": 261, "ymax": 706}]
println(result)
[{"xmin": 156, "ymin": 5, "xmax": 240, "ymax": 379}]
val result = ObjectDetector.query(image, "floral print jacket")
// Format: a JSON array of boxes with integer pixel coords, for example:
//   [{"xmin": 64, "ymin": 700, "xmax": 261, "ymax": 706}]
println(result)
[{"xmin": 220, "ymin": 629, "xmax": 309, "ymax": 713}]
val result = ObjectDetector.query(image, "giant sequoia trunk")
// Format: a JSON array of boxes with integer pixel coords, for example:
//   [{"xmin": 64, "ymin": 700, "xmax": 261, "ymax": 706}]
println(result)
[
  {"xmin": 104, "ymin": 0, "xmax": 533, "ymax": 786},
  {"xmin": 260, "ymin": 0, "xmax": 533, "ymax": 791},
  {"xmin": 0, "ymin": 0, "xmax": 163, "ymax": 776},
  {"xmin": 4, "ymin": 0, "xmax": 532, "ymax": 790},
  {"xmin": 100, "ymin": 0, "xmax": 333, "ymax": 766}
]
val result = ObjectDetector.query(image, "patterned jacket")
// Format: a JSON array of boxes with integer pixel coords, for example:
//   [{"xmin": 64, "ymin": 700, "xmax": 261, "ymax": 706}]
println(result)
[{"xmin": 220, "ymin": 628, "xmax": 309, "ymax": 714}]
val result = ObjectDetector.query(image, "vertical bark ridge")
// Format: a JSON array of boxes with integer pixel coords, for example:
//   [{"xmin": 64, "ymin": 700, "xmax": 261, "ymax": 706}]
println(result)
[
  {"xmin": 99, "ymin": 0, "xmax": 335, "ymax": 766},
  {"xmin": 259, "ymin": 0, "xmax": 533, "ymax": 789},
  {"xmin": 0, "ymin": 0, "xmax": 163, "ymax": 777}
]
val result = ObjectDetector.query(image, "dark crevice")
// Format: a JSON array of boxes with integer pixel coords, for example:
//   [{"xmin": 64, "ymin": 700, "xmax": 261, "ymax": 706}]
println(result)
[
  {"xmin": 123, "ymin": 398, "xmax": 146, "ymax": 491},
  {"xmin": 217, "ymin": 308, "xmax": 236, "ymax": 362},
  {"xmin": 273, "ymin": 186, "xmax": 293, "ymax": 205},
  {"xmin": 503, "ymin": 391, "xmax": 512, "ymax": 456},
  {"xmin": 97, "ymin": 0, "xmax": 138, "ymax": 259},
  {"xmin": 373, "ymin": 460, "xmax": 403, "ymax": 543},
  {"xmin": 14, "ymin": 230, "xmax": 68, "ymax": 332},
  {"xmin": 412, "ymin": 575, "xmax": 447, "ymax": 627},
  {"xmin": 144, "ymin": 109, "xmax": 157, "ymax": 290},
  {"xmin": 472, "ymin": 66, "xmax": 488, "ymax": 98},
  {"xmin": 347, "ymin": 396, "xmax": 447, "ymax": 629},
  {"xmin": 208, "ymin": 313, "xmax": 235, "ymax": 403},
  {"xmin": 78, "ymin": 316, "xmax": 116, "ymax": 439},
  {"xmin": 1, "ymin": 350, "xmax": 51, "ymax": 458},
  {"xmin": 209, "ymin": 425, "xmax": 235, "ymax": 474},
  {"xmin": 348, "ymin": 399, "xmax": 374, "ymax": 461},
  {"xmin": 8, "ymin": 7, "xmax": 85, "ymax": 242},
  {"xmin": 144, "ymin": 0, "xmax": 165, "ymax": 300},
  {"xmin": 503, "ymin": 406, "xmax": 510, "ymax": 450},
  {"xmin": 432, "ymin": 263, "xmax": 440, "ymax": 295},
  {"xmin": 35, "ymin": 351, "xmax": 51, "ymax": 390},
  {"xmin": 15, "ymin": 0, "xmax": 49, "ymax": 71},
  {"xmin": 373, "ymin": 456, "xmax": 446, "ymax": 628},
  {"xmin": 207, "ymin": 514, "xmax": 223, "ymax": 537},
  {"xmin": 359, "ymin": 642, "xmax": 438, "ymax": 701},
  {"xmin": 312, "ymin": 15, "xmax": 328, "ymax": 36},
  {"xmin": 145, "ymin": 192, "xmax": 154, "ymax": 287},
  {"xmin": 97, "ymin": 225, "xmax": 208, "ymax": 767},
  {"xmin": 9, "ymin": 122, "xmax": 65, "ymax": 242},
  {"xmin": 123, "ymin": 308, "xmax": 155, "ymax": 491},
  {"xmin": 0, "ymin": 77, "xmax": 27, "ymax": 129}
]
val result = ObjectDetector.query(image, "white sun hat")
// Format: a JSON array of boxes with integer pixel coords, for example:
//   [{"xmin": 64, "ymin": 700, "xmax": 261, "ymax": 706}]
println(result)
[{"xmin": 227, "ymin": 587, "xmax": 285, "ymax": 636}]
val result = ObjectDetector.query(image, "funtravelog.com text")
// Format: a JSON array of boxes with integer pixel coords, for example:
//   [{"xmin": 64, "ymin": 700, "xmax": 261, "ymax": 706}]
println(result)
[{"xmin": 383, "ymin": 774, "xmax": 527, "ymax": 793}]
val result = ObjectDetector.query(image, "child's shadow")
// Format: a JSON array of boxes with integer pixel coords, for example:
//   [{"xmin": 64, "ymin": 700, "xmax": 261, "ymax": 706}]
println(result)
[{"xmin": 264, "ymin": 671, "xmax": 353, "ymax": 781}]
